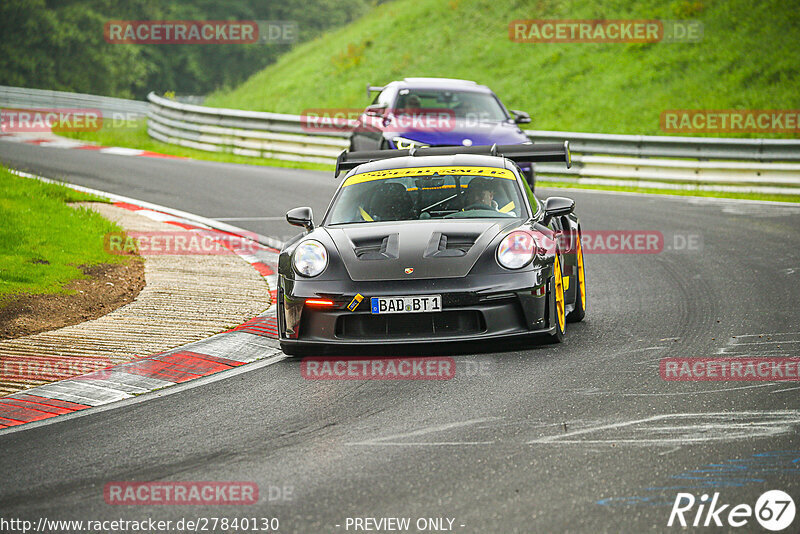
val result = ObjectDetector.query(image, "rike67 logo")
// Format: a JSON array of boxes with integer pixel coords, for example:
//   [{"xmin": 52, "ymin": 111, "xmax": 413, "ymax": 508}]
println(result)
[{"xmin": 668, "ymin": 490, "xmax": 795, "ymax": 530}]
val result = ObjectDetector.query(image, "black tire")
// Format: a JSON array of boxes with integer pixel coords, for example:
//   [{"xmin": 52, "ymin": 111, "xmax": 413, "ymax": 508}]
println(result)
[
  {"xmin": 548, "ymin": 252, "xmax": 566, "ymax": 343},
  {"xmin": 567, "ymin": 237, "xmax": 586, "ymax": 323}
]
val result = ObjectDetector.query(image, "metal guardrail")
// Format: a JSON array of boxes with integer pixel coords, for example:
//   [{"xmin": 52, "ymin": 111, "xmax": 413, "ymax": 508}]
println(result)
[
  {"xmin": 535, "ymin": 156, "xmax": 800, "ymax": 195},
  {"xmin": 147, "ymin": 93, "xmax": 348, "ymax": 165},
  {"xmin": 4, "ymin": 87, "xmax": 795, "ymax": 193},
  {"xmin": 525, "ymin": 130, "xmax": 800, "ymax": 161},
  {"xmin": 0, "ymin": 85, "xmax": 148, "ymax": 118},
  {"xmin": 1, "ymin": 84, "xmax": 796, "ymax": 196},
  {"xmin": 146, "ymin": 92, "xmax": 800, "ymax": 193}
]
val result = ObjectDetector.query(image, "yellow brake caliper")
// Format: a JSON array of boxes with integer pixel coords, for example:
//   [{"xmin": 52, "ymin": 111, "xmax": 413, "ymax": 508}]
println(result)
[
  {"xmin": 554, "ymin": 254, "xmax": 565, "ymax": 331},
  {"xmin": 577, "ymin": 238, "xmax": 586, "ymax": 310}
]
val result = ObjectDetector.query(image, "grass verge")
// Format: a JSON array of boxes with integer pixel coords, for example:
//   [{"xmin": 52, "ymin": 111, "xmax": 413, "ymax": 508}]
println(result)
[{"xmin": 0, "ymin": 166, "xmax": 131, "ymax": 306}]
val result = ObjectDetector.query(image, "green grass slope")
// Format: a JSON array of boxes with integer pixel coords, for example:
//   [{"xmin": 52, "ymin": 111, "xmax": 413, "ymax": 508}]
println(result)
[
  {"xmin": 205, "ymin": 0, "xmax": 799, "ymax": 137},
  {"xmin": 0, "ymin": 167, "xmax": 125, "ymax": 304}
]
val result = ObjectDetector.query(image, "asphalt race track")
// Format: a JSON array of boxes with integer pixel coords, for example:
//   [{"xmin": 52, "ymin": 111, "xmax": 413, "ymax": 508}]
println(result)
[{"xmin": 1, "ymin": 140, "xmax": 799, "ymax": 532}]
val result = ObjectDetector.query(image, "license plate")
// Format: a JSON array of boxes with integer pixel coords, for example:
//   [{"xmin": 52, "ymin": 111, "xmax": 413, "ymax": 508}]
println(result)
[{"xmin": 370, "ymin": 295, "xmax": 442, "ymax": 314}]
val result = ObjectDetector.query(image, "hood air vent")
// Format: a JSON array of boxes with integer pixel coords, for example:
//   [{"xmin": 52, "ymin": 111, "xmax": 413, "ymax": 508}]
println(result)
[
  {"xmin": 423, "ymin": 232, "xmax": 479, "ymax": 258},
  {"xmin": 352, "ymin": 233, "xmax": 399, "ymax": 260}
]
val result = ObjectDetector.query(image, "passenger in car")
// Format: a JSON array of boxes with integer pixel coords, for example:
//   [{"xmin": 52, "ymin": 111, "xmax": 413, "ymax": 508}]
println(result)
[{"xmin": 465, "ymin": 177, "xmax": 498, "ymax": 211}]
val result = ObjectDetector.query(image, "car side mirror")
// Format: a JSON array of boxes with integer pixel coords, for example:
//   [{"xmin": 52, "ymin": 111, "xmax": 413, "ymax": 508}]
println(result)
[
  {"xmin": 511, "ymin": 109, "xmax": 531, "ymax": 124},
  {"xmin": 365, "ymin": 104, "xmax": 387, "ymax": 117},
  {"xmin": 543, "ymin": 197, "xmax": 574, "ymax": 224},
  {"xmin": 286, "ymin": 206, "xmax": 314, "ymax": 231}
]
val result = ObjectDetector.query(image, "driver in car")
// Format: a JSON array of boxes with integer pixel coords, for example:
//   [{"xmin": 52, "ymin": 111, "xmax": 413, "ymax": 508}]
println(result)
[
  {"xmin": 465, "ymin": 177, "xmax": 498, "ymax": 210},
  {"xmin": 401, "ymin": 94, "xmax": 422, "ymax": 113}
]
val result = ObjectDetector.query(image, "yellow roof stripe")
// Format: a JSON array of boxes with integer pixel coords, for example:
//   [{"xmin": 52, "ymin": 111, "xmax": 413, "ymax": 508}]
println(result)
[{"xmin": 343, "ymin": 166, "xmax": 516, "ymax": 187}]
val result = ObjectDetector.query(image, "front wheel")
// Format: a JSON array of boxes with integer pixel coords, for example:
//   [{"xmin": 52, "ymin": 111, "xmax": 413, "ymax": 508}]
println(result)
[{"xmin": 548, "ymin": 253, "xmax": 566, "ymax": 343}]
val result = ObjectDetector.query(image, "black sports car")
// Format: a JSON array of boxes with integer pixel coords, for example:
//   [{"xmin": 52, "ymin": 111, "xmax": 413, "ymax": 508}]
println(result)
[{"xmin": 277, "ymin": 143, "xmax": 584, "ymax": 355}]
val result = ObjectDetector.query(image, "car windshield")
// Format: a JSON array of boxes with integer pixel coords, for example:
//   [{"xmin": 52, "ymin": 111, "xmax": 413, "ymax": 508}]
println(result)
[
  {"xmin": 393, "ymin": 89, "xmax": 508, "ymax": 122},
  {"xmin": 327, "ymin": 166, "xmax": 526, "ymax": 224}
]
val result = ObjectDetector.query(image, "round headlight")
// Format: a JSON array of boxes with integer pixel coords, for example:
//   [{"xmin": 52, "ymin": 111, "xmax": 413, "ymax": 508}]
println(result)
[
  {"xmin": 497, "ymin": 231, "xmax": 537, "ymax": 270},
  {"xmin": 293, "ymin": 240, "xmax": 328, "ymax": 277}
]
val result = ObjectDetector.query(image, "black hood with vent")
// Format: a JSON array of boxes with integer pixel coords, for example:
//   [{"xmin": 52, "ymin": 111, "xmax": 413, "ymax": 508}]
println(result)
[{"xmin": 324, "ymin": 219, "xmax": 519, "ymax": 281}]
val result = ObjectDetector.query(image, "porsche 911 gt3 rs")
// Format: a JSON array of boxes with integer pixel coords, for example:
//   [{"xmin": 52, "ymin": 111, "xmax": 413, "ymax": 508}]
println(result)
[{"xmin": 277, "ymin": 143, "xmax": 584, "ymax": 355}]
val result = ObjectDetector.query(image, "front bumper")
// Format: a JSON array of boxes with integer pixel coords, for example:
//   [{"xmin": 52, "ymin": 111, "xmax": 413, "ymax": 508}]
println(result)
[{"xmin": 278, "ymin": 270, "xmax": 555, "ymax": 346}]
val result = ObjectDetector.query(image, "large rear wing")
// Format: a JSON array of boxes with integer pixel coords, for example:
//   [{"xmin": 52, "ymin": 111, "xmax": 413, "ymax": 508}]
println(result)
[
  {"xmin": 335, "ymin": 142, "xmax": 571, "ymax": 178},
  {"xmin": 366, "ymin": 84, "xmax": 385, "ymax": 99}
]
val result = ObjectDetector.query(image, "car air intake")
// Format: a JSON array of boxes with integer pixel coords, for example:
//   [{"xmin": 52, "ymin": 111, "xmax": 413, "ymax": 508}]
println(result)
[
  {"xmin": 423, "ymin": 232, "xmax": 479, "ymax": 258},
  {"xmin": 336, "ymin": 310, "xmax": 484, "ymax": 339},
  {"xmin": 352, "ymin": 233, "xmax": 399, "ymax": 260}
]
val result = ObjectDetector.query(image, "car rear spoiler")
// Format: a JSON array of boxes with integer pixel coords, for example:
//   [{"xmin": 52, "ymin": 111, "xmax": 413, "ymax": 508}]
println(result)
[
  {"xmin": 366, "ymin": 84, "xmax": 385, "ymax": 99},
  {"xmin": 335, "ymin": 142, "xmax": 571, "ymax": 178}
]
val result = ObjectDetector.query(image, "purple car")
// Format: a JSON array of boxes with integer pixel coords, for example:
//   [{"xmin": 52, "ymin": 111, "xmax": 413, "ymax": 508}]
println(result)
[{"xmin": 349, "ymin": 77, "xmax": 536, "ymax": 187}]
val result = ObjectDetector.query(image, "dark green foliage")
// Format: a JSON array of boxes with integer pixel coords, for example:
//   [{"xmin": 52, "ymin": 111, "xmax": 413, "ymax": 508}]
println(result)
[{"xmin": 0, "ymin": 0, "xmax": 370, "ymax": 98}]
